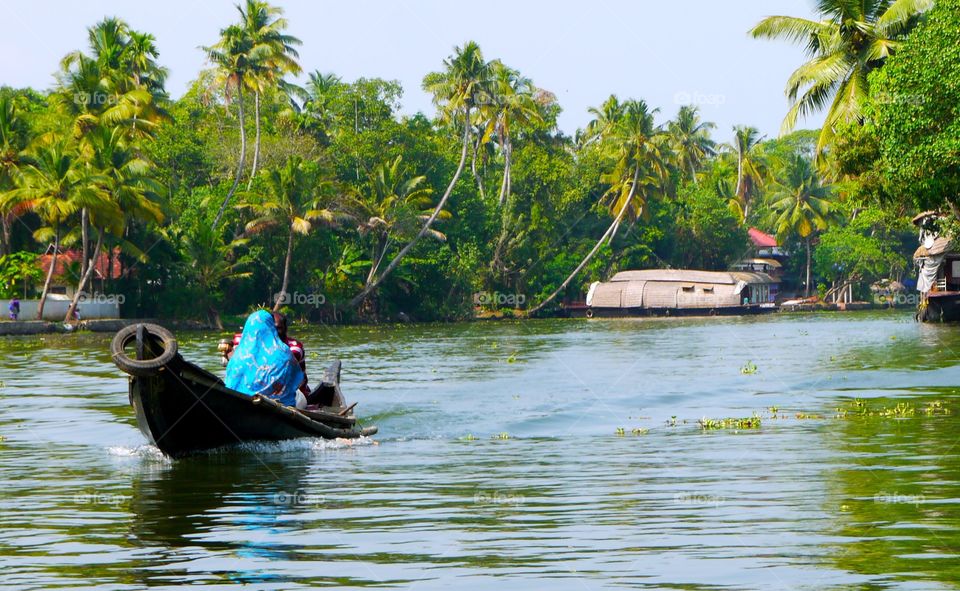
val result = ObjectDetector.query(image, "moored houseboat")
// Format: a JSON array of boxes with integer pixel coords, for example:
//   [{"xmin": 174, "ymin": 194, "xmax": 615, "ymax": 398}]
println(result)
[
  {"xmin": 578, "ymin": 269, "xmax": 778, "ymax": 318},
  {"xmin": 913, "ymin": 211, "xmax": 960, "ymax": 322}
]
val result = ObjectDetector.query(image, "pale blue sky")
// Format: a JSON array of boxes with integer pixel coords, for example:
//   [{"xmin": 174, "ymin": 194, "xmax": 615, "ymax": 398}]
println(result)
[{"xmin": 0, "ymin": 0, "xmax": 819, "ymax": 142}]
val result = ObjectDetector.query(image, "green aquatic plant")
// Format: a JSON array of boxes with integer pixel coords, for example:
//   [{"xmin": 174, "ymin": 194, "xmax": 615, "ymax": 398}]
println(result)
[
  {"xmin": 631, "ymin": 427, "xmax": 649, "ymax": 436},
  {"xmin": 698, "ymin": 415, "xmax": 762, "ymax": 430},
  {"xmin": 740, "ymin": 361, "xmax": 758, "ymax": 375},
  {"xmin": 492, "ymin": 432, "xmax": 510, "ymax": 440},
  {"xmin": 615, "ymin": 427, "xmax": 625, "ymax": 436},
  {"xmin": 835, "ymin": 399, "xmax": 950, "ymax": 419},
  {"xmin": 460, "ymin": 434, "xmax": 477, "ymax": 441}
]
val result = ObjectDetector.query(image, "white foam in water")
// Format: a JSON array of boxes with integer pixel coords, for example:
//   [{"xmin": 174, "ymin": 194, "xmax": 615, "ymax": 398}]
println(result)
[
  {"xmin": 107, "ymin": 444, "xmax": 172, "ymax": 463},
  {"xmin": 232, "ymin": 436, "xmax": 376, "ymax": 455},
  {"xmin": 107, "ymin": 436, "xmax": 376, "ymax": 460}
]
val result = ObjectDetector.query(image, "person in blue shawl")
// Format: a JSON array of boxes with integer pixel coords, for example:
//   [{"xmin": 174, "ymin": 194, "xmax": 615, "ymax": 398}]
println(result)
[{"xmin": 225, "ymin": 310, "xmax": 305, "ymax": 407}]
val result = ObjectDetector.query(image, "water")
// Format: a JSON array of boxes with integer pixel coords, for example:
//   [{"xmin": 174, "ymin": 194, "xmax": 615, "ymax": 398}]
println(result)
[{"xmin": 1, "ymin": 311, "xmax": 959, "ymax": 589}]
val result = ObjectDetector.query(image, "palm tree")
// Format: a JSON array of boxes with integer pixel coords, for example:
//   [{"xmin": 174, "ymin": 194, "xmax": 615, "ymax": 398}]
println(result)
[
  {"xmin": 235, "ymin": 0, "xmax": 301, "ymax": 186},
  {"xmin": 724, "ymin": 126, "xmax": 765, "ymax": 224},
  {"xmin": 750, "ymin": 0, "xmax": 933, "ymax": 155},
  {"xmin": 240, "ymin": 156, "xmax": 335, "ymax": 311},
  {"xmin": 63, "ymin": 127, "xmax": 164, "ymax": 322},
  {"xmin": 0, "ymin": 96, "xmax": 28, "ymax": 256},
  {"xmin": 348, "ymin": 156, "xmax": 444, "ymax": 289},
  {"xmin": 530, "ymin": 99, "xmax": 669, "ymax": 314},
  {"xmin": 348, "ymin": 41, "xmax": 489, "ymax": 307},
  {"xmin": 766, "ymin": 155, "xmax": 835, "ymax": 296},
  {"xmin": 485, "ymin": 61, "xmax": 542, "ymax": 207},
  {"xmin": 58, "ymin": 18, "xmax": 169, "ymax": 140},
  {"xmin": 55, "ymin": 18, "xmax": 168, "ymax": 279},
  {"xmin": 205, "ymin": 24, "xmax": 253, "ymax": 228},
  {"xmin": 582, "ymin": 94, "xmax": 625, "ymax": 146},
  {"xmin": 177, "ymin": 224, "xmax": 251, "ymax": 329},
  {"xmin": 291, "ymin": 71, "xmax": 343, "ymax": 143},
  {"xmin": 1, "ymin": 139, "xmax": 107, "ymax": 319},
  {"xmin": 667, "ymin": 105, "xmax": 716, "ymax": 185}
]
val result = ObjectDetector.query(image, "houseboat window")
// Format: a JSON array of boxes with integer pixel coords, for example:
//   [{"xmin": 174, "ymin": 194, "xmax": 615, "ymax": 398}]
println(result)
[
  {"xmin": 681, "ymin": 285, "xmax": 695, "ymax": 293},
  {"xmin": 702, "ymin": 287, "xmax": 714, "ymax": 293}
]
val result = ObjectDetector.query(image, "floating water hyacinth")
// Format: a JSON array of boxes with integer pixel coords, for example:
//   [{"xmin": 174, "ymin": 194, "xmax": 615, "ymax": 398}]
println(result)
[{"xmin": 698, "ymin": 415, "xmax": 761, "ymax": 430}]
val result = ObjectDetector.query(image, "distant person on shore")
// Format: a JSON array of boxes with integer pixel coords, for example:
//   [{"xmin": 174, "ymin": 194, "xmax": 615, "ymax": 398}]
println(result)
[
  {"xmin": 8, "ymin": 298, "xmax": 20, "ymax": 321},
  {"xmin": 224, "ymin": 310, "xmax": 306, "ymax": 408}
]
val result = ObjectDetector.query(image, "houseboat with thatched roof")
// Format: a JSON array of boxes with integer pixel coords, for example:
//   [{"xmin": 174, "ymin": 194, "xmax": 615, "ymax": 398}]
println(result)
[
  {"xmin": 578, "ymin": 269, "xmax": 778, "ymax": 318},
  {"xmin": 913, "ymin": 211, "xmax": 960, "ymax": 322}
]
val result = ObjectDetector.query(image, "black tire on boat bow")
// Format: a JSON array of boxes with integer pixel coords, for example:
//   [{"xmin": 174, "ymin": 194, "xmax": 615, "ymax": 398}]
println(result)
[{"xmin": 111, "ymin": 323, "xmax": 178, "ymax": 376}]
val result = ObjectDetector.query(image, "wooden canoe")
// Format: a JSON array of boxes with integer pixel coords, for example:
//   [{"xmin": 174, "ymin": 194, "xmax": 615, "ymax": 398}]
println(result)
[{"xmin": 111, "ymin": 323, "xmax": 377, "ymax": 457}]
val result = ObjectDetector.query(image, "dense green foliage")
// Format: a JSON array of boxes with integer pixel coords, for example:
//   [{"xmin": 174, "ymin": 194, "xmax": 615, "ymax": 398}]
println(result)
[
  {"xmin": 870, "ymin": 0, "xmax": 960, "ymax": 212},
  {"xmin": 0, "ymin": 0, "xmax": 936, "ymax": 324}
]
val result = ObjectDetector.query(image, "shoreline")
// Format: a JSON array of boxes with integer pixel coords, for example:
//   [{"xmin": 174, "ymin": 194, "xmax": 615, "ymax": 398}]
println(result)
[{"xmin": 0, "ymin": 304, "xmax": 918, "ymax": 337}]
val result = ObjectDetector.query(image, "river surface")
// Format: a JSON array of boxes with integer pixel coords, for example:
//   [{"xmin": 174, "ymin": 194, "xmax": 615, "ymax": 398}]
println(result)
[{"xmin": 1, "ymin": 311, "xmax": 960, "ymax": 590}]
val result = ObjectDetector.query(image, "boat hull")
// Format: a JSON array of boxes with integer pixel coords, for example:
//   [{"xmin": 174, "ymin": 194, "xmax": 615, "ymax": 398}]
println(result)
[
  {"xmin": 919, "ymin": 292, "xmax": 960, "ymax": 322},
  {"xmin": 568, "ymin": 304, "xmax": 778, "ymax": 319},
  {"xmin": 113, "ymin": 325, "xmax": 376, "ymax": 457}
]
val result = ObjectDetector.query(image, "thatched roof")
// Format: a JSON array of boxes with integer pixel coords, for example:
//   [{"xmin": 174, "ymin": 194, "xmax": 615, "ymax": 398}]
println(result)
[
  {"xmin": 912, "ymin": 211, "xmax": 941, "ymax": 226},
  {"xmin": 914, "ymin": 236, "xmax": 953, "ymax": 259}
]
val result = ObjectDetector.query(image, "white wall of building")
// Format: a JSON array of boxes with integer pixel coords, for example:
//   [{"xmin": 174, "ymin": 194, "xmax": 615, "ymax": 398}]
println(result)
[{"xmin": 10, "ymin": 297, "xmax": 120, "ymax": 320}]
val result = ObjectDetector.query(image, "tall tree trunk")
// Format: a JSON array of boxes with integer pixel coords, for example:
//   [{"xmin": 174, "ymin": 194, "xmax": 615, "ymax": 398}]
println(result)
[
  {"xmin": 496, "ymin": 138, "xmax": 511, "ymax": 207},
  {"xmin": 492, "ymin": 139, "xmax": 513, "ymax": 273},
  {"xmin": 105, "ymin": 244, "xmax": 114, "ymax": 293},
  {"xmin": 471, "ymin": 131, "xmax": 485, "ymax": 200},
  {"xmin": 366, "ymin": 235, "xmax": 389, "ymax": 285},
  {"xmin": 80, "ymin": 208, "xmax": 89, "ymax": 280},
  {"xmin": 491, "ymin": 195, "xmax": 513, "ymax": 275},
  {"xmin": 690, "ymin": 161, "xmax": 699, "ymax": 186},
  {"xmin": 248, "ymin": 91, "xmax": 261, "ymax": 190},
  {"xmin": 529, "ymin": 166, "xmax": 641, "ymax": 315},
  {"xmin": 273, "ymin": 227, "xmax": 294, "ymax": 312},
  {"xmin": 805, "ymin": 236, "xmax": 812, "ymax": 298},
  {"xmin": 208, "ymin": 305, "xmax": 223, "ymax": 331},
  {"xmin": 212, "ymin": 84, "xmax": 247, "ymax": 229},
  {"xmin": 65, "ymin": 228, "xmax": 103, "ymax": 323},
  {"xmin": 0, "ymin": 213, "xmax": 9, "ymax": 256},
  {"xmin": 349, "ymin": 107, "xmax": 473, "ymax": 308},
  {"xmin": 37, "ymin": 228, "xmax": 60, "ymax": 320}
]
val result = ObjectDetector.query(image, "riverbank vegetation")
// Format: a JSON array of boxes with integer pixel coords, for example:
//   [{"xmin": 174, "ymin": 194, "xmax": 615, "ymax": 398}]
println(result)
[{"xmin": 0, "ymin": 0, "xmax": 947, "ymax": 325}]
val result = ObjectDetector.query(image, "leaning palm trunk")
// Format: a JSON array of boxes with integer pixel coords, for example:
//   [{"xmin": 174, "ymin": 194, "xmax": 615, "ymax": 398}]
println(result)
[
  {"xmin": 366, "ymin": 235, "xmax": 391, "ymax": 286},
  {"xmin": 248, "ymin": 91, "xmax": 261, "ymax": 190},
  {"xmin": 805, "ymin": 236, "xmax": 812, "ymax": 298},
  {"xmin": 212, "ymin": 84, "xmax": 247, "ymax": 229},
  {"xmin": 529, "ymin": 166, "xmax": 640, "ymax": 315},
  {"xmin": 64, "ymin": 229, "xmax": 103, "ymax": 323},
  {"xmin": 349, "ymin": 108, "xmax": 473, "ymax": 308},
  {"xmin": 36, "ymin": 228, "xmax": 60, "ymax": 320},
  {"xmin": 273, "ymin": 228, "xmax": 295, "ymax": 312},
  {"xmin": 80, "ymin": 208, "xmax": 89, "ymax": 279}
]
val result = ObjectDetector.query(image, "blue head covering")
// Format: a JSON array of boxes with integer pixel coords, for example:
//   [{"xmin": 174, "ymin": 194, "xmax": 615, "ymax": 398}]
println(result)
[{"xmin": 225, "ymin": 310, "xmax": 304, "ymax": 406}]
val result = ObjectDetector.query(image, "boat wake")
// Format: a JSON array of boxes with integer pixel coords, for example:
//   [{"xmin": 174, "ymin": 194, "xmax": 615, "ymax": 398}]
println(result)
[
  {"xmin": 107, "ymin": 436, "xmax": 376, "ymax": 460},
  {"xmin": 107, "ymin": 444, "xmax": 172, "ymax": 462}
]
